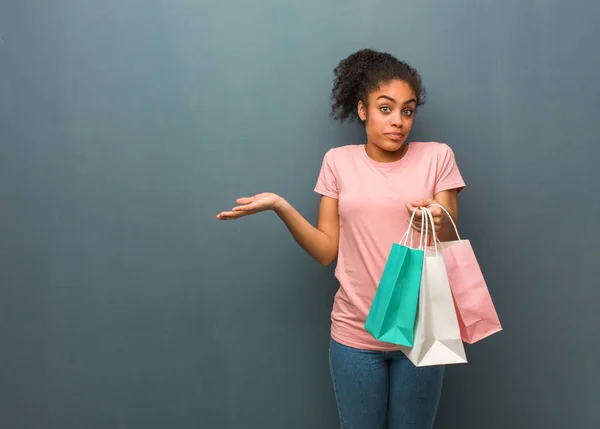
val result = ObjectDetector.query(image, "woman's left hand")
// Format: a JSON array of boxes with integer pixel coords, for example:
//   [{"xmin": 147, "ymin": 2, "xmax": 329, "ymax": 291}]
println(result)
[{"xmin": 406, "ymin": 199, "xmax": 446, "ymax": 235}]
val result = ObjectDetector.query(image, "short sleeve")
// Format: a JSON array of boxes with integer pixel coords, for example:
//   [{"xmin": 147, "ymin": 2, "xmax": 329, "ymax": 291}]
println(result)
[
  {"xmin": 434, "ymin": 144, "xmax": 466, "ymax": 195},
  {"xmin": 314, "ymin": 149, "xmax": 339, "ymax": 199}
]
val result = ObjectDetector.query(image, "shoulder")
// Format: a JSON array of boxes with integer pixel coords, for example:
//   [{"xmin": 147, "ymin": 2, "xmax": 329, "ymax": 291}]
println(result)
[
  {"xmin": 315, "ymin": 145, "xmax": 362, "ymax": 196},
  {"xmin": 409, "ymin": 141, "xmax": 454, "ymax": 157},
  {"xmin": 323, "ymin": 144, "xmax": 362, "ymax": 158},
  {"xmin": 409, "ymin": 141, "xmax": 460, "ymax": 167},
  {"xmin": 320, "ymin": 144, "xmax": 363, "ymax": 165}
]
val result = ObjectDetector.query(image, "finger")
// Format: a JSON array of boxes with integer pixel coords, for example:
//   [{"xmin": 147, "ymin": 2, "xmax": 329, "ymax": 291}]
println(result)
[
  {"xmin": 425, "ymin": 218, "xmax": 441, "ymax": 231},
  {"xmin": 410, "ymin": 207, "xmax": 422, "ymax": 217},
  {"xmin": 411, "ymin": 216, "xmax": 424, "ymax": 226},
  {"xmin": 429, "ymin": 211, "xmax": 443, "ymax": 226},
  {"xmin": 423, "ymin": 215, "xmax": 441, "ymax": 230},
  {"xmin": 216, "ymin": 211, "xmax": 238, "ymax": 220},
  {"xmin": 235, "ymin": 196, "xmax": 254, "ymax": 205},
  {"xmin": 231, "ymin": 203, "xmax": 258, "ymax": 212},
  {"xmin": 410, "ymin": 224, "xmax": 423, "ymax": 234},
  {"xmin": 411, "ymin": 217, "xmax": 423, "ymax": 227},
  {"xmin": 216, "ymin": 210, "xmax": 253, "ymax": 220},
  {"xmin": 413, "ymin": 198, "xmax": 436, "ymax": 207}
]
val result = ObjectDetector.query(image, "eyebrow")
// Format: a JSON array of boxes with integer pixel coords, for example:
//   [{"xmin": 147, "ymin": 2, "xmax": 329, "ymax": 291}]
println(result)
[{"xmin": 376, "ymin": 95, "xmax": 417, "ymax": 105}]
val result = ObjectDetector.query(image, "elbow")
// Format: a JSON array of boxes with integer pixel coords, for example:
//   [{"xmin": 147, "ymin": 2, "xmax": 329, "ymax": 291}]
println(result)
[
  {"xmin": 315, "ymin": 237, "xmax": 338, "ymax": 266},
  {"xmin": 318, "ymin": 252, "xmax": 338, "ymax": 267}
]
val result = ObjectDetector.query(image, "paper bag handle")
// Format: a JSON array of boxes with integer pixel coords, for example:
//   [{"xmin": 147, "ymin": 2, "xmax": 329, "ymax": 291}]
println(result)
[
  {"xmin": 427, "ymin": 203, "xmax": 461, "ymax": 241},
  {"xmin": 421, "ymin": 207, "xmax": 439, "ymax": 254},
  {"xmin": 400, "ymin": 207, "xmax": 428, "ymax": 249},
  {"xmin": 400, "ymin": 206, "xmax": 440, "ymax": 253}
]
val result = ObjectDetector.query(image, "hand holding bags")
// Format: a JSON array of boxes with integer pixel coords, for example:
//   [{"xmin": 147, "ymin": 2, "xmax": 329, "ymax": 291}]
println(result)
[
  {"xmin": 399, "ymin": 207, "xmax": 468, "ymax": 367},
  {"xmin": 365, "ymin": 203, "xmax": 501, "ymax": 366},
  {"xmin": 427, "ymin": 203, "xmax": 502, "ymax": 344}
]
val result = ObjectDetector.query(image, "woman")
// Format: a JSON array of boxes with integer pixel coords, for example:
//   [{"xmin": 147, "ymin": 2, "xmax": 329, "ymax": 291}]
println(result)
[{"xmin": 217, "ymin": 49, "xmax": 465, "ymax": 429}]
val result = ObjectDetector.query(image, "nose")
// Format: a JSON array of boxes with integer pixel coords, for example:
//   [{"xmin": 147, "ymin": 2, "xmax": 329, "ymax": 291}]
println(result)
[{"xmin": 391, "ymin": 111, "xmax": 403, "ymax": 128}]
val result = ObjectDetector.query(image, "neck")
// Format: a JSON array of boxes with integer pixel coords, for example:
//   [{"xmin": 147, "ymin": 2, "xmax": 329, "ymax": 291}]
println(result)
[{"xmin": 364, "ymin": 141, "xmax": 409, "ymax": 163}]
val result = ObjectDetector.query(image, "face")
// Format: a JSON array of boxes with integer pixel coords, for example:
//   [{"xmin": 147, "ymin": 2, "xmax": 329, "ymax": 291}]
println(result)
[{"xmin": 357, "ymin": 79, "xmax": 417, "ymax": 155}]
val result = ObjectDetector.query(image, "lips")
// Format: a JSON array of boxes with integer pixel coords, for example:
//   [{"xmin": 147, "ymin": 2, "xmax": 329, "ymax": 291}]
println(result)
[{"xmin": 385, "ymin": 133, "xmax": 404, "ymax": 140}]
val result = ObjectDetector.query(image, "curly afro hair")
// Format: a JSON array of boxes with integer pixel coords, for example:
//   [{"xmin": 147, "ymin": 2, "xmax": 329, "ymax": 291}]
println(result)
[{"xmin": 330, "ymin": 49, "xmax": 426, "ymax": 123}]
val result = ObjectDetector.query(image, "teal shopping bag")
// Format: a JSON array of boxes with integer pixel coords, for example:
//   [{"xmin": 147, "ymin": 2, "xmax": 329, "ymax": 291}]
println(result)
[{"xmin": 364, "ymin": 210, "xmax": 427, "ymax": 347}]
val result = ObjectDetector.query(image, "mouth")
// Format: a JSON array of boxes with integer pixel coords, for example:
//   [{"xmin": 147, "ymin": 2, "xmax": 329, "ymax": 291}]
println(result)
[{"xmin": 385, "ymin": 133, "xmax": 404, "ymax": 141}]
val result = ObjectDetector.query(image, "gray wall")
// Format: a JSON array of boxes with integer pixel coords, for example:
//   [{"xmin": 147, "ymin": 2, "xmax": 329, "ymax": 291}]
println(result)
[{"xmin": 1, "ymin": 1, "xmax": 598, "ymax": 428}]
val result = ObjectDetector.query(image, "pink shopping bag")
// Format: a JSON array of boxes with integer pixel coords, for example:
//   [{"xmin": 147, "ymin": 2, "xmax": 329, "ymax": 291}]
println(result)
[{"xmin": 427, "ymin": 204, "xmax": 502, "ymax": 344}]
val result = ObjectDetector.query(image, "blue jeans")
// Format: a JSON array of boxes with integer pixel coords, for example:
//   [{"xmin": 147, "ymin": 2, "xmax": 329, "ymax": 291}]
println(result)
[{"xmin": 329, "ymin": 337, "xmax": 445, "ymax": 429}]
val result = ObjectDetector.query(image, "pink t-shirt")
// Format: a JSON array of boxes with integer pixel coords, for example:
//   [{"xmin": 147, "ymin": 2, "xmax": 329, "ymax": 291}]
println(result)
[{"xmin": 314, "ymin": 142, "xmax": 466, "ymax": 351}]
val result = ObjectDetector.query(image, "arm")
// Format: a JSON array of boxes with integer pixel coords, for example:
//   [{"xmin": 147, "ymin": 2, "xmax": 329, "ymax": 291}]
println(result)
[
  {"xmin": 217, "ymin": 192, "xmax": 339, "ymax": 266},
  {"xmin": 274, "ymin": 195, "xmax": 339, "ymax": 266}
]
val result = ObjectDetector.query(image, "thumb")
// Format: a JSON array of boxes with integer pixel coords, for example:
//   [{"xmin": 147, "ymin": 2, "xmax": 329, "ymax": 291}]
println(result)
[
  {"xmin": 236, "ymin": 196, "xmax": 254, "ymax": 205},
  {"xmin": 406, "ymin": 204, "xmax": 423, "ymax": 217},
  {"xmin": 411, "ymin": 198, "xmax": 436, "ymax": 207}
]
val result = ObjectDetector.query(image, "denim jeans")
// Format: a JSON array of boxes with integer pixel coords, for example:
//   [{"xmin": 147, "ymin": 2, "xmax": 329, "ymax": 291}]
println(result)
[{"xmin": 329, "ymin": 337, "xmax": 445, "ymax": 429}]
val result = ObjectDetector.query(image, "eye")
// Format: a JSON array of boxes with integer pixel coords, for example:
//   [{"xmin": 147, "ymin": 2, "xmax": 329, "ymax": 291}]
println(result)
[
  {"xmin": 403, "ymin": 109, "xmax": 414, "ymax": 116},
  {"xmin": 380, "ymin": 106, "xmax": 391, "ymax": 113}
]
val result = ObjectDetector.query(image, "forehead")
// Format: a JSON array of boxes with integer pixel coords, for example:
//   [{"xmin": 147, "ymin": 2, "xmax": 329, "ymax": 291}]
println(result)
[{"xmin": 370, "ymin": 80, "xmax": 416, "ymax": 102}]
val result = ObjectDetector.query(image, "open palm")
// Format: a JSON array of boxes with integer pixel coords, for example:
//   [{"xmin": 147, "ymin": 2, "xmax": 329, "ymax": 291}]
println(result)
[{"xmin": 216, "ymin": 192, "xmax": 280, "ymax": 220}]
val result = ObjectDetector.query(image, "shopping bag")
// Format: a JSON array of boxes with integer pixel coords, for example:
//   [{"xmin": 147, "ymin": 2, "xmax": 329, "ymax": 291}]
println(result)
[
  {"xmin": 427, "ymin": 203, "xmax": 502, "ymax": 344},
  {"xmin": 400, "ymin": 207, "xmax": 468, "ymax": 367},
  {"xmin": 364, "ymin": 209, "xmax": 427, "ymax": 347}
]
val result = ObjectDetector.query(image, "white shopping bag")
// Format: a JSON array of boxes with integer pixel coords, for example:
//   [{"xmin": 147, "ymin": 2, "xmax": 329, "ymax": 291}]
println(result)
[{"xmin": 399, "ymin": 207, "xmax": 468, "ymax": 367}]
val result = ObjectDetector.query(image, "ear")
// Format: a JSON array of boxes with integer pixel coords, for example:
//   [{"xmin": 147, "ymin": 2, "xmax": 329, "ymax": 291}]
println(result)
[{"xmin": 357, "ymin": 100, "xmax": 367, "ymax": 121}]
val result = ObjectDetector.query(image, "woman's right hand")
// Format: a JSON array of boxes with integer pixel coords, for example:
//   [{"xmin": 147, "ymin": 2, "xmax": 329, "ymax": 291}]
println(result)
[
  {"xmin": 216, "ymin": 192, "xmax": 283, "ymax": 220},
  {"xmin": 217, "ymin": 192, "xmax": 339, "ymax": 266}
]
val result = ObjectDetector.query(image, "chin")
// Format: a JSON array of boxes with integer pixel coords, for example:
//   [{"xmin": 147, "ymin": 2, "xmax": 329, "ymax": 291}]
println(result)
[{"xmin": 380, "ymin": 140, "xmax": 406, "ymax": 152}]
